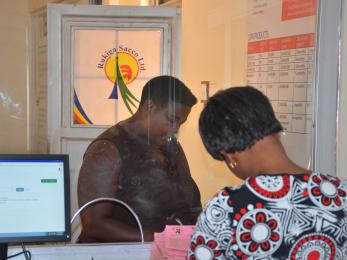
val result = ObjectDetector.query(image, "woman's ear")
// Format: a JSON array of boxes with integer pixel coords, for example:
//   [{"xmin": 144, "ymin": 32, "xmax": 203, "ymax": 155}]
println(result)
[
  {"xmin": 220, "ymin": 150, "xmax": 229, "ymax": 160},
  {"xmin": 220, "ymin": 150, "xmax": 238, "ymax": 169},
  {"xmin": 220, "ymin": 150, "xmax": 234, "ymax": 161},
  {"xmin": 143, "ymin": 99, "xmax": 156, "ymax": 112}
]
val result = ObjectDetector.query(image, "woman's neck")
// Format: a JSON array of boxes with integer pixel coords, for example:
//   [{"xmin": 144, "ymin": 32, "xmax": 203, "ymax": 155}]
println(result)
[
  {"xmin": 119, "ymin": 114, "xmax": 152, "ymax": 145},
  {"xmin": 254, "ymin": 135, "xmax": 311, "ymax": 175}
]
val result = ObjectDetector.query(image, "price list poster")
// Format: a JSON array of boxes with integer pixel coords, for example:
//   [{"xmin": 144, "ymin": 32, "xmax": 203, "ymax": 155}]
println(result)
[{"xmin": 247, "ymin": 0, "xmax": 317, "ymax": 167}]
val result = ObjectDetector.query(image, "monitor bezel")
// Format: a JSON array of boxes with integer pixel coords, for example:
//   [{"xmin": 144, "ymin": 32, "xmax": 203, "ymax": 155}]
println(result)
[{"xmin": 0, "ymin": 154, "xmax": 71, "ymax": 244}]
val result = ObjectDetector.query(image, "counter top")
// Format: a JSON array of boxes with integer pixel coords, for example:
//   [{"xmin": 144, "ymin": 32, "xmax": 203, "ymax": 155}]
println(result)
[{"xmin": 8, "ymin": 242, "xmax": 152, "ymax": 260}]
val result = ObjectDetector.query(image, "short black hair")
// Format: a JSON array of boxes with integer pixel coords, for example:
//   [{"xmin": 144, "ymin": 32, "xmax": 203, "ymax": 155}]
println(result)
[
  {"xmin": 139, "ymin": 75, "xmax": 197, "ymax": 108},
  {"xmin": 199, "ymin": 86, "xmax": 283, "ymax": 160}
]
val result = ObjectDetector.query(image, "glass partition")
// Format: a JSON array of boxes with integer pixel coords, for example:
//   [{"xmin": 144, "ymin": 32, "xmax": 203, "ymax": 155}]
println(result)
[
  {"xmin": 66, "ymin": 0, "xmax": 320, "ymax": 216},
  {"xmin": 46, "ymin": 1, "xmax": 343, "ymax": 246}
]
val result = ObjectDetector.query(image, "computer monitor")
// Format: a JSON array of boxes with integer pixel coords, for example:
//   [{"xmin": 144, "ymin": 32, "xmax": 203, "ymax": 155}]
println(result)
[{"xmin": 0, "ymin": 154, "xmax": 70, "ymax": 258}]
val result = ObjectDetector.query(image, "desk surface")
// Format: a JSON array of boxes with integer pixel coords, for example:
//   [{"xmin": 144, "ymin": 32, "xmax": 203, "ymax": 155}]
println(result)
[{"xmin": 8, "ymin": 243, "xmax": 152, "ymax": 260}]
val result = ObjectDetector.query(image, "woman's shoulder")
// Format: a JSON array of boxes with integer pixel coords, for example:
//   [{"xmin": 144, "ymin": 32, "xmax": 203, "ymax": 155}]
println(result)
[
  {"xmin": 293, "ymin": 171, "xmax": 347, "ymax": 192},
  {"xmin": 202, "ymin": 184, "xmax": 248, "ymax": 210},
  {"xmin": 310, "ymin": 171, "xmax": 347, "ymax": 182},
  {"xmin": 204, "ymin": 172, "xmax": 347, "ymax": 210}
]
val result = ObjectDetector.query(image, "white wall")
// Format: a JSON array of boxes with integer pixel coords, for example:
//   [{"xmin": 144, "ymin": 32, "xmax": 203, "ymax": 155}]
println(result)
[
  {"xmin": 180, "ymin": 0, "xmax": 247, "ymax": 204},
  {"xmin": 29, "ymin": 0, "xmax": 61, "ymax": 12},
  {"xmin": 0, "ymin": 0, "xmax": 30, "ymax": 153}
]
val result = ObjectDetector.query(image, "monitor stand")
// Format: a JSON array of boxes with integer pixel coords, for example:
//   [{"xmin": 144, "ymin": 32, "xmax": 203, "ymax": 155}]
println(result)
[{"xmin": 0, "ymin": 243, "xmax": 8, "ymax": 260}]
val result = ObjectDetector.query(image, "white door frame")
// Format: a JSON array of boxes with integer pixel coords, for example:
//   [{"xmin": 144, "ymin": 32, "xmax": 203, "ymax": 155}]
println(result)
[
  {"xmin": 47, "ymin": 3, "xmax": 181, "ymax": 216},
  {"xmin": 47, "ymin": 3, "xmax": 181, "ymax": 154}
]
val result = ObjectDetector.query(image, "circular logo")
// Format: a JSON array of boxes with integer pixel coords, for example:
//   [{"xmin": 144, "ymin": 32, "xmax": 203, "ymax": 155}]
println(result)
[{"xmin": 104, "ymin": 52, "xmax": 139, "ymax": 84}]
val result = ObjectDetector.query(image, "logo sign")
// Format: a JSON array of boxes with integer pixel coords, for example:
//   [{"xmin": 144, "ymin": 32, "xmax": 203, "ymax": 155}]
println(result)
[
  {"xmin": 98, "ymin": 46, "xmax": 146, "ymax": 114},
  {"xmin": 73, "ymin": 45, "xmax": 147, "ymax": 125},
  {"xmin": 105, "ymin": 52, "xmax": 139, "ymax": 85}
]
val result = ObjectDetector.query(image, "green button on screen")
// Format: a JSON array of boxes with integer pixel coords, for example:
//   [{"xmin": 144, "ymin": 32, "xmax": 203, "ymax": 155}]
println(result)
[{"xmin": 41, "ymin": 179, "xmax": 57, "ymax": 183}]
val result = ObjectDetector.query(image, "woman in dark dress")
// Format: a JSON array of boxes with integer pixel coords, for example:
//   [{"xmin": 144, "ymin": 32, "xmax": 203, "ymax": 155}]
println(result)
[{"xmin": 78, "ymin": 76, "xmax": 201, "ymax": 243}]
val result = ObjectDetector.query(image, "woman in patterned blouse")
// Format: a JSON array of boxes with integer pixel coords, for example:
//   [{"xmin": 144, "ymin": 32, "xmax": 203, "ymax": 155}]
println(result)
[{"xmin": 188, "ymin": 86, "xmax": 347, "ymax": 260}]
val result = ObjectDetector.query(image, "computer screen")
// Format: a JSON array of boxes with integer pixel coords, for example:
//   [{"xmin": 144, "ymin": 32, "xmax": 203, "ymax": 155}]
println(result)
[{"xmin": 0, "ymin": 154, "xmax": 70, "ymax": 244}]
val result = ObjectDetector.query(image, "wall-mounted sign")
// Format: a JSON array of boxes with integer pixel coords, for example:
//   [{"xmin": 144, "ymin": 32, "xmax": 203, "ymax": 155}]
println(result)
[{"xmin": 72, "ymin": 29, "xmax": 161, "ymax": 126}]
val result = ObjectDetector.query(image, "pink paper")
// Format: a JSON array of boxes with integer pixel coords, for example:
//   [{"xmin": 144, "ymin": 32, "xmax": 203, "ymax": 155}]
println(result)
[{"xmin": 150, "ymin": 225, "xmax": 195, "ymax": 260}]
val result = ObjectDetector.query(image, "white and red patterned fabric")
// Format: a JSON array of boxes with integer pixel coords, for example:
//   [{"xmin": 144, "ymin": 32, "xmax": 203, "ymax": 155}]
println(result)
[{"xmin": 188, "ymin": 173, "xmax": 347, "ymax": 259}]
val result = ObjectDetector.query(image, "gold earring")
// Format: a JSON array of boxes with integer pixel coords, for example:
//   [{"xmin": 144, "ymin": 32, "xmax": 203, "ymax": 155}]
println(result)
[{"xmin": 229, "ymin": 161, "xmax": 238, "ymax": 169}]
